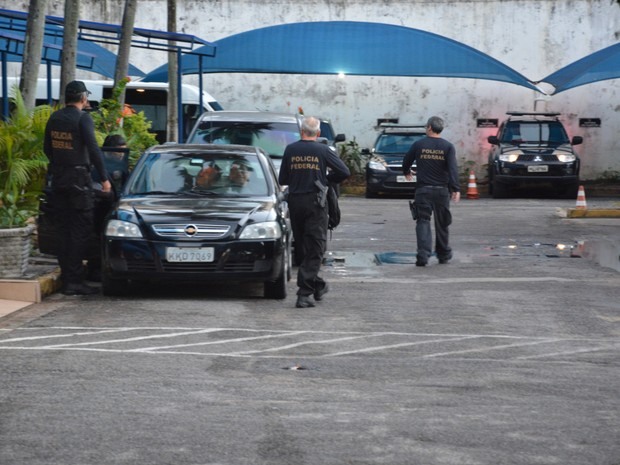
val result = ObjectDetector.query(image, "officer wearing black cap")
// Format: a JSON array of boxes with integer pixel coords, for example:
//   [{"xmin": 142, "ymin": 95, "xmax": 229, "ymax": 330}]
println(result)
[
  {"xmin": 44, "ymin": 80, "xmax": 111, "ymax": 295},
  {"xmin": 279, "ymin": 116, "xmax": 350, "ymax": 308}
]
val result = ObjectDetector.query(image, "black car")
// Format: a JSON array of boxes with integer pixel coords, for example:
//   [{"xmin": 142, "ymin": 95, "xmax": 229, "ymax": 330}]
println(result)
[
  {"xmin": 100, "ymin": 144, "xmax": 292, "ymax": 298},
  {"xmin": 363, "ymin": 124, "xmax": 426, "ymax": 198},
  {"xmin": 317, "ymin": 116, "xmax": 346, "ymax": 148},
  {"xmin": 487, "ymin": 111, "xmax": 583, "ymax": 198}
]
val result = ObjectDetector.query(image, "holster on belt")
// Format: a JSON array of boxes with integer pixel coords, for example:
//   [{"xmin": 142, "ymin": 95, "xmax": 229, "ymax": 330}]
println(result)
[{"xmin": 314, "ymin": 180, "xmax": 328, "ymax": 207}]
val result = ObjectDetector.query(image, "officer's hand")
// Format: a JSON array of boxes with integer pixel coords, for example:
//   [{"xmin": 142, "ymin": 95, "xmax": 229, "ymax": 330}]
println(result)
[
  {"xmin": 451, "ymin": 191, "xmax": 461, "ymax": 203},
  {"xmin": 101, "ymin": 180, "xmax": 112, "ymax": 193},
  {"xmin": 405, "ymin": 173, "xmax": 414, "ymax": 182}
]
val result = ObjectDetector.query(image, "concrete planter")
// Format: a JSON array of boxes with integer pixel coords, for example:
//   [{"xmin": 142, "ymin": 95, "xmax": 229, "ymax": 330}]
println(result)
[{"xmin": 0, "ymin": 225, "xmax": 34, "ymax": 278}]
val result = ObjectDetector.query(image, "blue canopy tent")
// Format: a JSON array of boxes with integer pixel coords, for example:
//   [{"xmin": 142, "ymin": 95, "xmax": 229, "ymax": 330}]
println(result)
[
  {"xmin": 141, "ymin": 21, "xmax": 541, "ymax": 93},
  {"xmin": 539, "ymin": 42, "xmax": 620, "ymax": 94},
  {"xmin": 1, "ymin": 7, "xmax": 215, "ymax": 136},
  {"xmin": 0, "ymin": 10, "xmax": 146, "ymax": 79}
]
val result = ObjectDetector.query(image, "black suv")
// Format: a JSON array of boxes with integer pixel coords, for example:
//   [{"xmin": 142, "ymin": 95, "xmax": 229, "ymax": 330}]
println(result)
[
  {"xmin": 487, "ymin": 112, "xmax": 583, "ymax": 198},
  {"xmin": 363, "ymin": 124, "xmax": 425, "ymax": 197}
]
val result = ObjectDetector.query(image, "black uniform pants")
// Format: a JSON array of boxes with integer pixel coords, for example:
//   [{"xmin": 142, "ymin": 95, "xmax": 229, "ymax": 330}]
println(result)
[
  {"xmin": 414, "ymin": 186, "xmax": 452, "ymax": 263},
  {"xmin": 289, "ymin": 193, "xmax": 328, "ymax": 296},
  {"xmin": 53, "ymin": 189, "xmax": 94, "ymax": 287}
]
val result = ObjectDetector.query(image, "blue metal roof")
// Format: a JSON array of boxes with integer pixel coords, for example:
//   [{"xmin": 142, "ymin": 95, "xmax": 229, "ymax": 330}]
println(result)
[
  {"xmin": 0, "ymin": 12, "xmax": 145, "ymax": 78},
  {"xmin": 539, "ymin": 43, "xmax": 620, "ymax": 94},
  {"xmin": 141, "ymin": 21, "xmax": 541, "ymax": 92}
]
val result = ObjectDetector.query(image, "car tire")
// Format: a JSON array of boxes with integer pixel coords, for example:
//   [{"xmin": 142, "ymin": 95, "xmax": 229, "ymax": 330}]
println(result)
[
  {"xmin": 264, "ymin": 249, "xmax": 288, "ymax": 300},
  {"xmin": 365, "ymin": 188, "xmax": 378, "ymax": 198},
  {"xmin": 561, "ymin": 183, "xmax": 579, "ymax": 199},
  {"xmin": 492, "ymin": 179, "xmax": 509, "ymax": 199},
  {"xmin": 101, "ymin": 273, "xmax": 129, "ymax": 296}
]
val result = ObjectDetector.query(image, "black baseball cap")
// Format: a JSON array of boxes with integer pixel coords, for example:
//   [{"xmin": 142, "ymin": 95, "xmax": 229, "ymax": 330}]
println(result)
[{"xmin": 65, "ymin": 80, "xmax": 90, "ymax": 95}]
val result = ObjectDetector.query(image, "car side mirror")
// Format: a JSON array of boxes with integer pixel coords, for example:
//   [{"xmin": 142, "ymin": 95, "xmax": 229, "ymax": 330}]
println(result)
[
  {"xmin": 487, "ymin": 135, "xmax": 500, "ymax": 145},
  {"xmin": 571, "ymin": 136, "xmax": 583, "ymax": 146},
  {"xmin": 334, "ymin": 133, "xmax": 346, "ymax": 143}
]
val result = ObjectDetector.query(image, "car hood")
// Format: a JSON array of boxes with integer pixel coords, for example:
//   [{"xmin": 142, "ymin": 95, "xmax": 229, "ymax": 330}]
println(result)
[
  {"xmin": 116, "ymin": 195, "xmax": 277, "ymax": 226},
  {"xmin": 372, "ymin": 153, "xmax": 415, "ymax": 166}
]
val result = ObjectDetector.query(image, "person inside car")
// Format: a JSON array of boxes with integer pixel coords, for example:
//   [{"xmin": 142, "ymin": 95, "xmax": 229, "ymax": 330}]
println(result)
[
  {"xmin": 228, "ymin": 160, "xmax": 252, "ymax": 190},
  {"xmin": 196, "ymin": 162, "xmax": 222, "ymax": 189}
]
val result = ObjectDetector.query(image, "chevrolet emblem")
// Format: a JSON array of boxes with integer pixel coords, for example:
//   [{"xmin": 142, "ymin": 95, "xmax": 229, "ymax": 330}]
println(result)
[{"xmin": 184, "ymin": 224, "xmax": 198, "ymax": 236}]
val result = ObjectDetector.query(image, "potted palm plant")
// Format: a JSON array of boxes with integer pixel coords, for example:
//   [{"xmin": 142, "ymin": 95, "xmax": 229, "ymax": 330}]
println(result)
[{"xmin": 0, "ymin": 88, "xmax": 51, "ymax": 278}]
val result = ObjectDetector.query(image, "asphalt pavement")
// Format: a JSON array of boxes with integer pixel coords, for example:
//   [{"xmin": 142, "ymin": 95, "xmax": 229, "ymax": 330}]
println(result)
[{"xmin": 0, "ymin": 195, "xmax": 619, "ymax": 465}]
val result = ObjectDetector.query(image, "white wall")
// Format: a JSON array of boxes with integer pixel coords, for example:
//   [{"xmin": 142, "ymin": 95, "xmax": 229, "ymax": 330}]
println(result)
[{"xmin": 4, "ymin": 0, "xmax": 619, "ymax": 179}]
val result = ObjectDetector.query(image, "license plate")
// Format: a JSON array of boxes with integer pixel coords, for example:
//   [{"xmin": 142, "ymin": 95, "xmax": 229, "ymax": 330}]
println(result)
[
  {"xmin": 166, "ymin": 247, "xmax": 215, "ymax": 262},
  {"xmin": 528, "ymin": 165, "xmax": 548, "ymax": 173},
  {"xmin": 397, "ymin": 175, "xmax": 416, "ymax": 183}
]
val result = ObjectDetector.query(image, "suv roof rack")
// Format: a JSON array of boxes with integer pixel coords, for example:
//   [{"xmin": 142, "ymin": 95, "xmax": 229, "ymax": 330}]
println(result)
[
  {"xmin": 506, "ymin": 111, "xmax": 560, "ymax": 117},
  {"xmin": 378, "ymin": 123, "xmax": 426, "ymax": 127},
  {"xmin": 378, "ymin": 123, "xmax": 426, "ymax": 132}
]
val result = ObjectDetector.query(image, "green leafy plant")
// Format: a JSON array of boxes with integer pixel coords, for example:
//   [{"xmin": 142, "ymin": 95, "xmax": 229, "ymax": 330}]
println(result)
[
  {"xmin": 0, "ymin": 87, "xmax": 51, "ymax": 228},
  {"xmin": 338, "ymin": 138, "xmax": 365, "ymax": 185},
  {"xmin": 90, "ymin": 77, "xmax": 158, "ymax": 167}
]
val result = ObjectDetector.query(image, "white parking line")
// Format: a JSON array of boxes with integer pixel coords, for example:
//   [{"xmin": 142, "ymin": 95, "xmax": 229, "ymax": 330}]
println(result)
[
  {"xmin": 35, "ymin": 328, "xmax": 225, "ymax": 349},
  {"xmin": 418, "ymin": 338, "xmax": 562, "ymax": 358},
  {"xmin": 130, "ymin": 331, "xmax": 308, "ymax": 352},
  {"xmin": 516, "ymin": 343, "xmax": 620, "ymax": 360},
  {"xmin": 231, "ymin": 333, "xmax": 387, "ymax": 356},
  {"xmin": 324, "ymin": 335, "xmax": 479, "ymax": 357},
  {"xmin": 0, "ymin": 327, "xmax": 617, "ymax": 362},
  {"xmin": 0, "ymin": 328, "xmax": 139, "ymax": 344}
]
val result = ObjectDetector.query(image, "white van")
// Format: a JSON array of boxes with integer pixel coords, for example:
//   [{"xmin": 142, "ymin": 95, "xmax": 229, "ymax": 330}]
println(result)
[{"xmin": 0, "ymin": 77, "xmax": 223, "ymax": 142}]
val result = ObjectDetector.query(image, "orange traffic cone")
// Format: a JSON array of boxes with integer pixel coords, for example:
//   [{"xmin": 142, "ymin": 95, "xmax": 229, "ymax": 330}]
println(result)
[
  {"xmin": 466, "ymin": 171, "xmax": 480, "ymax": 199},
  {"xmin": 575, "ymin": 185, "xmax": 587, "ymax": 210}
]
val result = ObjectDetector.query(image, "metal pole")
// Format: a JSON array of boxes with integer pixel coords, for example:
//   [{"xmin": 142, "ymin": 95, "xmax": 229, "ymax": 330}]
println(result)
[
  {"xmin": 198, "ymin": 55, "xmax": 204, "ymax": 113},
  {"xmin": 46, "ymin": 60, "xmax": 52, "ymax": 105},
  {"xmin": 177, "ymin": 48, "xmax": 183, "ymax": 142},
  {"xmin": 1, "ymin": 51, "xmax": 7, "ymax": 120}
]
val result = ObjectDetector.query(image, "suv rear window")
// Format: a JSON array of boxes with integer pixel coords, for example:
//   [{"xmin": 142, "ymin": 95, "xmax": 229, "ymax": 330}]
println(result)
[{"xmin": 188, "ymin": 122, "xmax": 300, "ymax": 156}]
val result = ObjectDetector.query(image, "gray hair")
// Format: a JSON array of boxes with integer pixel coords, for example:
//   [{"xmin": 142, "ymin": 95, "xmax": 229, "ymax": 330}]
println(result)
[
  {"xmin": 426, "ymin": 116, "xmax": 445, "ymax": 134},
  {"xmin": 301, "ymin": 116, "xmax": 321, "ymax": 137}
]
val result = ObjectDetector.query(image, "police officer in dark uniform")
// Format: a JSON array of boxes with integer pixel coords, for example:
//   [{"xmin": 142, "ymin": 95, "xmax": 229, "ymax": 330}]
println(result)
[
  {"xmin": 402, "ymin": 116, "xmax": 460, "ymax": 267},
  {"xmin": 279, "ymin": 116, "xmax": 350, "ymax": 308},
  {"xmin": 44, "ymin": 80, "xmax": 111, "ymax": 295}
]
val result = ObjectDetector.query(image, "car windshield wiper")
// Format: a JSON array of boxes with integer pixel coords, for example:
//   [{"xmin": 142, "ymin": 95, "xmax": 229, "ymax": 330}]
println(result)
[
  {"xmin": 131, "ymin": 190, "xmax": 180, "ymax": 195},
  {"xmin": 188, "ymin": 188, "xmax": 221, "ymax": 196}
]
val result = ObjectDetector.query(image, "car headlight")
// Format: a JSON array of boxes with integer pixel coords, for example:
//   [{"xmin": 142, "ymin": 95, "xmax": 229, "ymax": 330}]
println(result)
[
  {"xmin": 555, "ymin": 152, "xmax": 576, "ymax": 163},
  {"xmin": 368, "ymin": 160, "xmax": 387, "ymax": 171},
  {"xmin": 499, "ymin": 150, "xmax": 523, "ymax": 163},
  {"xmin": 239, "ymin": 221, "xmax": 282, "ymax": 240},
  {"xmin": 105, "ymin": 219, "xmax": 143, "ymax": 238}
]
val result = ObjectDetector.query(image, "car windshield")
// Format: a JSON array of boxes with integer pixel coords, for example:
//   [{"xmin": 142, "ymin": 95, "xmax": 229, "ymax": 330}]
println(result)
[
  {"xmin": 126, "ymin": 151, "xmax": 269, "ymax": 196},
  {"xmin": 500, "ymin": 122, "xmax": 569, "ymax": 145},
  {"xmin": 375, "ymin": 134, "xmax": 424, "ymax": 154},
  {"xmin": 188, "ymin": 121, "xmax": 300, "ymax": 156}
]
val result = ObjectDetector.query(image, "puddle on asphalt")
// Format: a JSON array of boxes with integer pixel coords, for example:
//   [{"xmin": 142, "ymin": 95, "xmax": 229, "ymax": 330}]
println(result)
[
  {"xmin": 573, "ymin": 240, "xmax": 620, "ymax": 272},
  {"xmin": 324, "ymin": 251, "xmax": 379, "ymax": 267},
  {"xmin": 323, "ymin": 240, "xmax": 620, "ymax": 273},
  {"xmin": 483, "ymin": 242, "xmax": 576, "ymax": 258}
]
